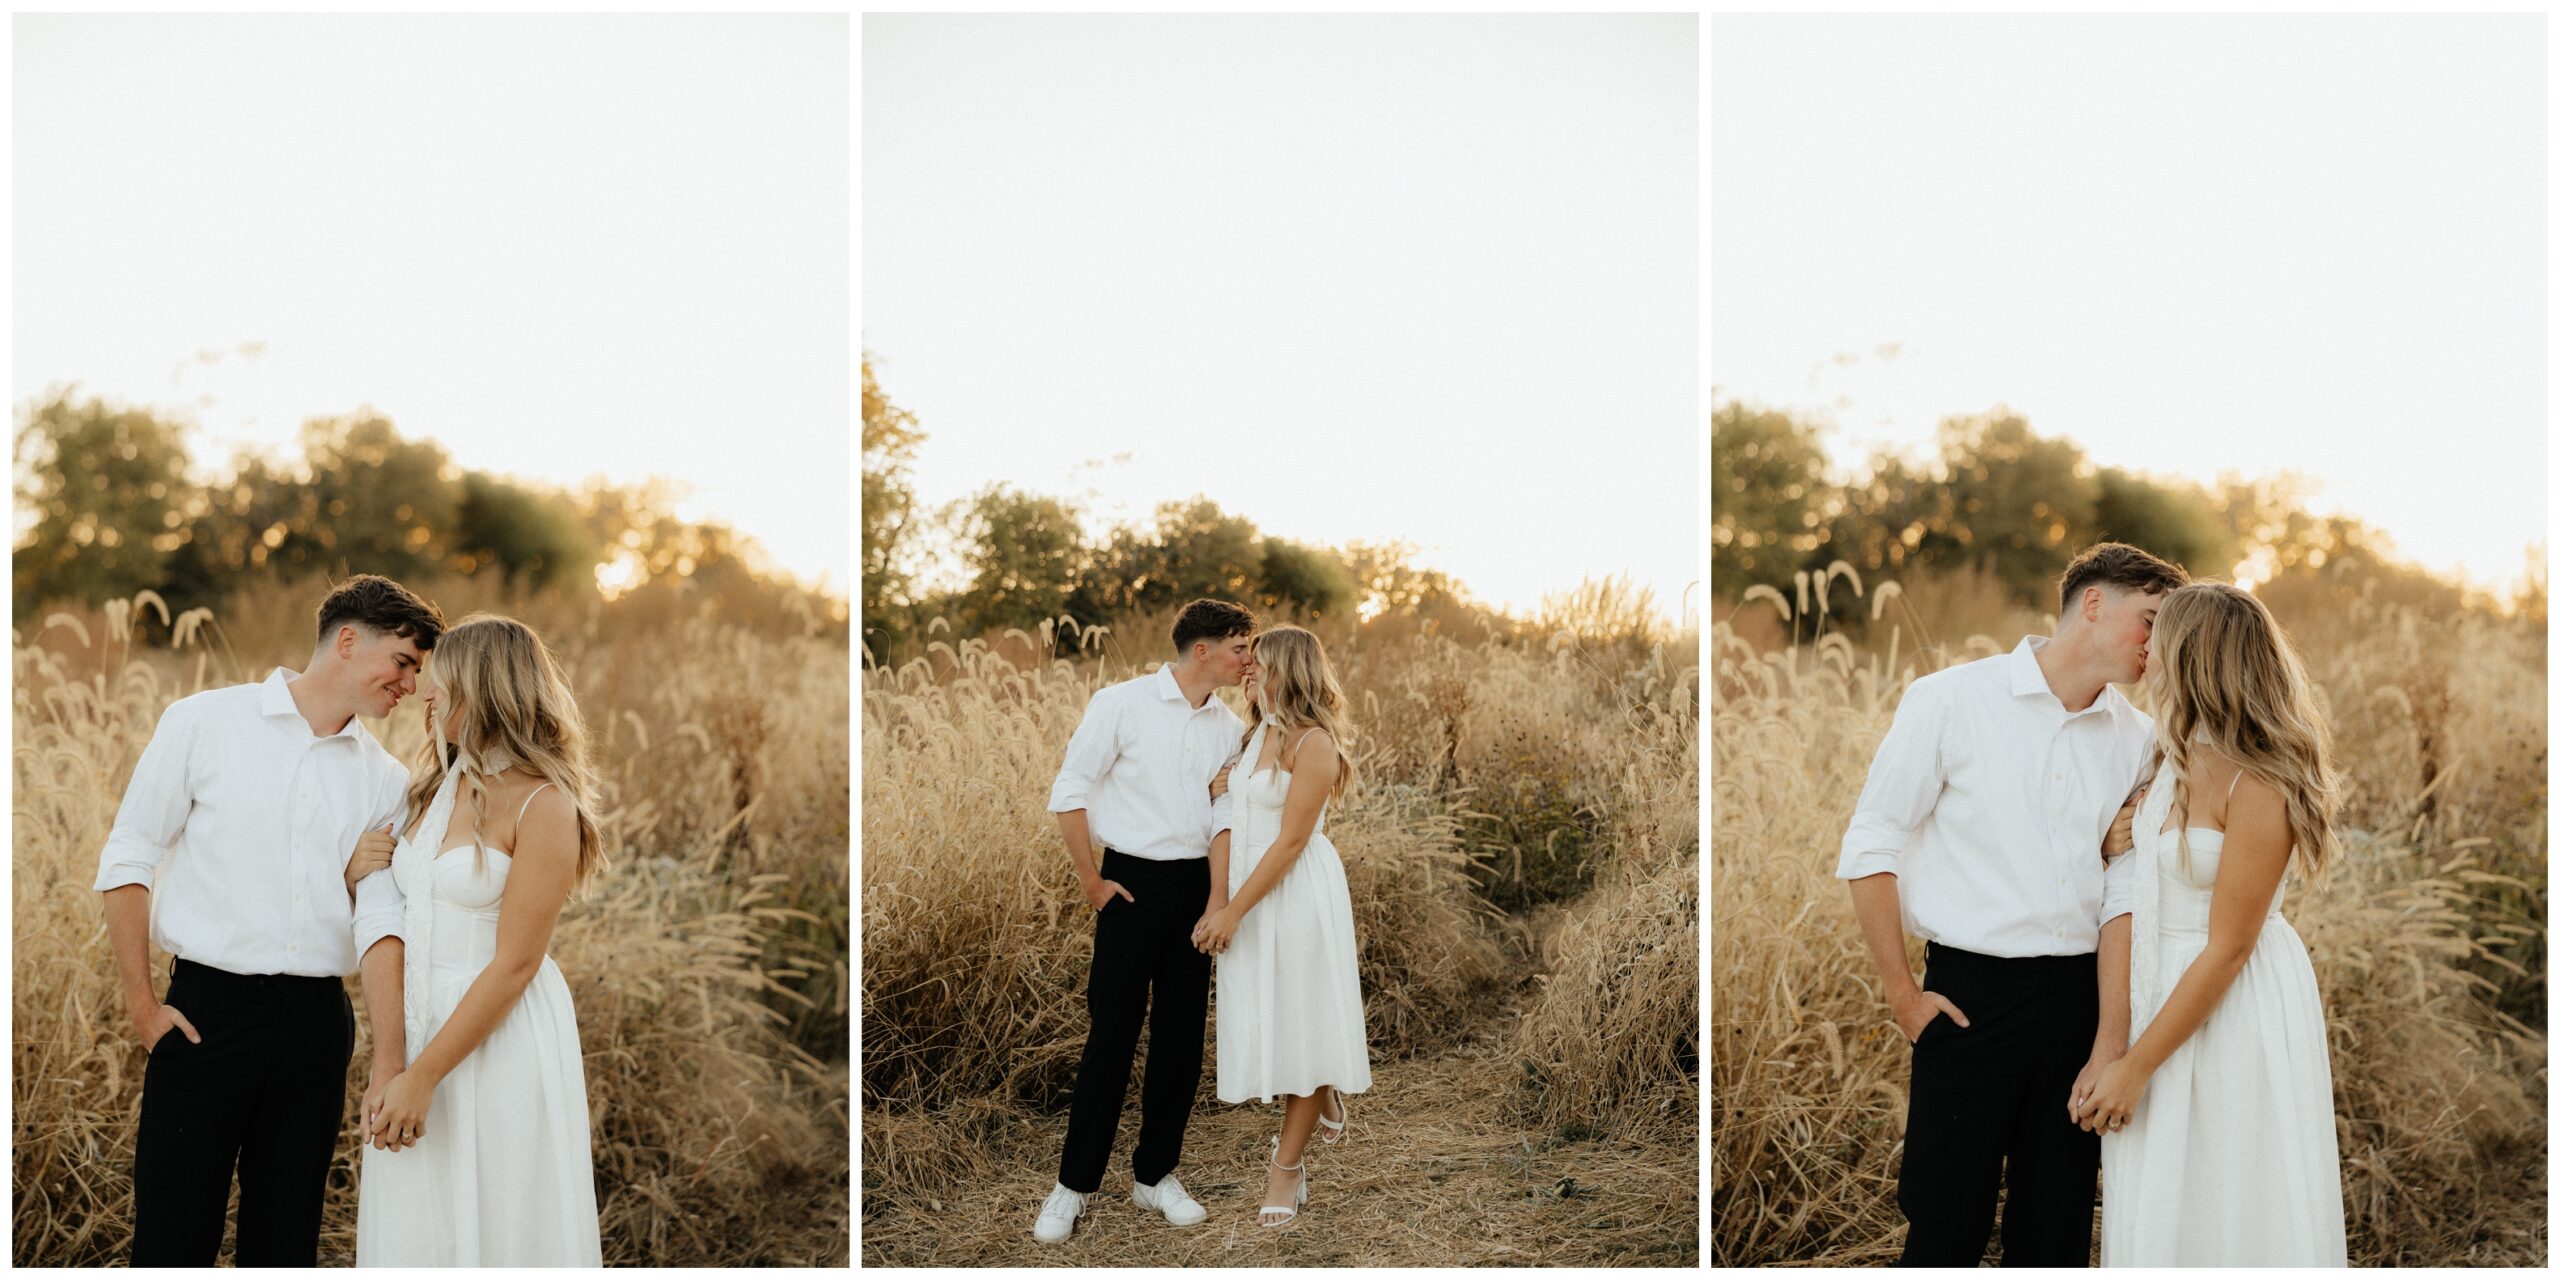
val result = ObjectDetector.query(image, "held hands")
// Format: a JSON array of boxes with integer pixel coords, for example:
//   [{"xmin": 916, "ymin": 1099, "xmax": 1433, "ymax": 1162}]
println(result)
[
  {"xmin": 135, "ymin": 1002, "xmax": 201, "ymax": 1052},
  {"xmin": 1191, "ymin": 904, "xmax": 1239, "ymax": 955},
  {"xmin": 345, "ymin": 823, "xmax": 397, "ymax": 897},
  {"xmin": 1084, "ymin": 877, "xmax": 1134, "ymax": 913},
  {"xmin": 2071, "ymin": 1056, "xmax": 2149, "ymax": 1134},
  {"xmin": 366, "ymin": 1069, "xmax": 435, "ymax": 1152},
  {"xmin": 2101, "ymin": 788, "xmax": 2148, "ymax": 860},
  {"xmin": 1891, "ymin": 986, "xmax": 1969, "ymax": 1043}
]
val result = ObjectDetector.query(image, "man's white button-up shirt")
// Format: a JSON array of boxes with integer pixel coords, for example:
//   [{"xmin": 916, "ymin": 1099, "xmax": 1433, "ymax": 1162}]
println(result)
[
  {"xmin": 1048, "ymin": 664, "xmax": 1243, "ymax": 862},
  {"xmin": 1836, "ymin": 636, "xmax": 2151, "ymax": 958},
  {"xmin": 93, "ymin": 668, "xmax": 411, "ymax": 977}
]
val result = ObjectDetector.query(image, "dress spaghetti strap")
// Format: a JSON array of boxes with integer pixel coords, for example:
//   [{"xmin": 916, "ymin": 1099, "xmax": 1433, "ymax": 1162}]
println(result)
[{"xmin": 516, "ymin": 781, "xmax": 555, "ymax": 829}]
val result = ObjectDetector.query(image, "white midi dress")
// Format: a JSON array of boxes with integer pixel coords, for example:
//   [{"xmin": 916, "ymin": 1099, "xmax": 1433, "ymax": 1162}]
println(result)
[
  {"xmin": 2099, "ymin": 764, "xmax": 2347, "ymax": 1266},
  {"xmin": 1215, "ymin": 720, "xmax": 1373, "ymax": 1105},
  {"xmin": 356, "ymin": 773, "xmax": 601, "ymax": 1266}
]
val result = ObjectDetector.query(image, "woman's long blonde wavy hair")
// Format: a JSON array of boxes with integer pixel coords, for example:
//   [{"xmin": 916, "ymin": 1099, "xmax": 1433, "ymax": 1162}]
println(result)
[
  {"xmin": 1241, "ymin": 624, "xmax": 1355, "ymax": 801},
  {"xmin": 2149, "ymin": 582, "xmax": 2339, "ymax": 877},
  {"xmin": 404, "ymin": 614, "xmax": 607, "ymax": 890}
]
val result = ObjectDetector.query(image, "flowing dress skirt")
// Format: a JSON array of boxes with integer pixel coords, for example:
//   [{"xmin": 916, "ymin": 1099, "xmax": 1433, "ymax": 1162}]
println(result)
[
  {"xmin": 1216, "ymin": 828, "xmax": 1373, "ymax": 1105},
  {"xmin": 2100, "ymin": 916, "xmax": 2348, "ymax": 1266},
  {"xmin": 356, "ymin": 955, "xmax": 601, "ymax": 1266}
]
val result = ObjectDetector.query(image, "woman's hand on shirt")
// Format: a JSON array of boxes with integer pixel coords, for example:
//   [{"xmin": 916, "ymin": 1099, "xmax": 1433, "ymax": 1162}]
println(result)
[{"xmin": 345, "ymin": 823, "xmax": 396, "ymax": 899}]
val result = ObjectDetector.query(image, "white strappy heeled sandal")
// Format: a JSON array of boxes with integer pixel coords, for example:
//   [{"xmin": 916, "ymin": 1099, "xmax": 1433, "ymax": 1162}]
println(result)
[
  {"xmin": 1259, "ymin": 1136, "xmax": 1307, "ymax": 1229},
  {"xmin": 1316, "ymin": 1087, "xmax": 1349, "ymax": 1146}
]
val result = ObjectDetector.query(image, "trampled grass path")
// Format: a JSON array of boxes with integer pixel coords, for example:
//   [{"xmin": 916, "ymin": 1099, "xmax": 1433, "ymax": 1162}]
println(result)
[{"xmin": 860, "ymin": 1001, "xmax": 1698, "ymax": 1267}]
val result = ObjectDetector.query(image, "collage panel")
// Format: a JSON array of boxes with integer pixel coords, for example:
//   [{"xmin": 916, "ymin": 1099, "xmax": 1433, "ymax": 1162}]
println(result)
[
  {"xmin": 861, "ymin": 12, "xmax": 1701, "ymax": 1268},
  {"xmin": 1711, "ymin": 13, "xmax": 2546, "ymax": 1268},
  {"xmin": 12, "ymin": 14, "xmax": 852, "ymax": 1267}
]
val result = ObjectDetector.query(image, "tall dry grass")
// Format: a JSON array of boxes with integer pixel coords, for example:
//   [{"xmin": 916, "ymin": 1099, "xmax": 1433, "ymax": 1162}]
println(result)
[
  {"xmin": 1709, "ymin": 573, "xmax": 2547, "ymax": 1266},
  {"xmin": 12, "ymin": 587, "xmax": 850, "ymax": 1266},
  {"xmin": 861, "ymin": 603, "xmax": 1700, "ymax": 1262}
]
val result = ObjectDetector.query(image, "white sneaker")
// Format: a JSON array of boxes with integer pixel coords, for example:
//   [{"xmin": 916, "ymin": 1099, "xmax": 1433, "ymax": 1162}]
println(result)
[
  {"xmin": 1032, "ymin": 1182, "xmax": 1089, "ymax": 1243},
  {"xmin": 1132, "ymin": 1173, "xmax": 1208, "ymax": 1227}
]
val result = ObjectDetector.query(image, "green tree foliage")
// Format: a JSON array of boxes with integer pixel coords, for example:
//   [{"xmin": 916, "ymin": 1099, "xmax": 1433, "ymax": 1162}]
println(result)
[
  {"xmin": 13, "ymin": 391, "xmax": 809, "ymax": 623},
  {"xmin": 274, "ymin": 413, "xmax": 463, "ymax": 582},
  {"xmin": 1711, "ymin": 397, "xmax": 2483, "ymax": 621},
  {"xmin": 1253, "ymin": 537, "xmax": 1356, "ymax": 619},
  {"xmin": 1710, "ymin": 401, "xmax": 1832, "ymax": 591},
  {"xmin": 12, "ymin": 394, "xmax": 195, "ymax": 616},
  {"xmin": 2090, "ymin": 466, "xmax": 2231, "ymax": 580},
  {"xmin": 861, "ymin": 356, "xmax": 926, "ymax": 656},
  {"xmin": 951, "ymin": 485, "xmax": 1085, "ymax": 636},
  {"xmin": 1931, "ymin": 409, "xmax": 2097, "ymax": 604},
  {"xmin": 456, "ymin": 471, "xmax": 601, "ymax": 590}
]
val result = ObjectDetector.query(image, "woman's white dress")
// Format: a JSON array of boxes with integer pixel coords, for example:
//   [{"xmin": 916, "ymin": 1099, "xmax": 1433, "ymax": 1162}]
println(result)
[
  {"xmin": 356, "ymin": 770, "xmax": 601, "ymax": 1266},
  {"xmin": 1215, "ymin": 720, "xmax": 1373, "ymax": 1105},
  {"xmin": 2099, "ymin": 763, "xmax": 2347, "ymax": 1266}
]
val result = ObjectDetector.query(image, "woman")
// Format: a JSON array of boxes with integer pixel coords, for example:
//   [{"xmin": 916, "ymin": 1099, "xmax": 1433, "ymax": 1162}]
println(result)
[
  {"xmin": 2073, "ymin": 582, "xmax": 2348, "ymax": 1265},
  {"xmin": 1189, "ymin": 624, "xmax": 1372, "ymax": 1229},
  {"xmin": 345, "ymin": 615, "xmax": 605, "ymax": 1266}
]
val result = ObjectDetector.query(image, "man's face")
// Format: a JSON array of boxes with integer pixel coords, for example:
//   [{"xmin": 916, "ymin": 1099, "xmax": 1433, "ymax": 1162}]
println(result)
[
  {"xmin": 2097, "ymin": 587, "xmax": 2166, "ymax": 685},
  {"xmin": 1201, "ymin": 633, "xmax": 1254, "ymax": 687},
  {"xmin": 348, "ymin": 628, "xmax": 425, "ymax": 718}
]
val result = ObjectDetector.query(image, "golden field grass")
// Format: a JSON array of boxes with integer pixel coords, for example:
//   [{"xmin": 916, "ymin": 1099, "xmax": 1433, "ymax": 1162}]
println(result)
[
  {"xmin": 1711, "ymin": 570, "xmax": 2547, "ymax": 1266},
  {"xmin": 12, "ymin": 580, "xmax": 851, "ymax": 1266},
  {"xmin": 860, "ymin": 606, "xmax": 1700, "ymax": 1265}
]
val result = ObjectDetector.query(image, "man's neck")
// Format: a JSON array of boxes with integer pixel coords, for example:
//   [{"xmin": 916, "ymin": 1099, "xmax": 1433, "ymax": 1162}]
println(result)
[
  {"xmin": 284, "ymin": 670, "xmax": 356, "ymax": 738},
  {"xmin": 2031, "ymin": 633, "xmax": 2109, "ymax": 714},
  {"xmin": 1167, "ymin": 658, "xmax": 1219, "ymax": 709}
]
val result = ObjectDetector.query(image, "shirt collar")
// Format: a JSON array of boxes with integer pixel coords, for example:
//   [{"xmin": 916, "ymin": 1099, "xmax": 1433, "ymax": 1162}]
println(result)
[
  {"xmin": 1151, "ymin": 662, "xmax": 1223, "ymax": 715},
  {"xmin": 2010, "ymin": 636, "xmax": 2123, "ymax": 719},
  {"xmin": 262, "ymin": 667, "xmax": 366, "ymax": 741}
]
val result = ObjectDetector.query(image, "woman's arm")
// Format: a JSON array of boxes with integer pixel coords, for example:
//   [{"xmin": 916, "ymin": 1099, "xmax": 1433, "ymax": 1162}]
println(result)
[
  {"xmin": 2077, "ymin": 770, "xmax": 2291, "ymax": 1130},
  {"xmin": 1223, "ymin": 731, "xmax": 1336, "ymax": 920},
  {"xmin": 366, "ymin": 787, "xmax": 578, "ymax": 1149},
  {"xmin": 1206, "ymin": 829, "xmax": 1231, "ymax": 914}
]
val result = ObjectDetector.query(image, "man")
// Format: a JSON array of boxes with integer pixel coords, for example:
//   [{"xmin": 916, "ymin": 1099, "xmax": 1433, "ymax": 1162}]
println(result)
[
  {"xmin": 1837, "ymin": 542, "xmax": 2186, "ymax": 1266},
  {"xmin": 1030, "ymin": 598, "xmax": 1256, "ymax": 1244},
  {"xmin": 96, "ymin": 574, "xmax": 442, "ymax": 1266}
]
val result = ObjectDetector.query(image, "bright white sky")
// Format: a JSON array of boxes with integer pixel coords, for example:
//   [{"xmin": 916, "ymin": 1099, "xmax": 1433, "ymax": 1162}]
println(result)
[
  {"xmin": 14, "ymin": 14, "xmax": 851, "ymax": 596},
  {"xmin": 864, "ymin": 14, "xmax": 1699, "ymax": 624},
  {"xmin": 1715, "ymin": 14, "xmax": 2546, "ymax": 597}
]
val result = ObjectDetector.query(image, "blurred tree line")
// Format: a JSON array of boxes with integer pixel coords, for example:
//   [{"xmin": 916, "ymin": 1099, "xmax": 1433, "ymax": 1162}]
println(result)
[
  {"xmin": 863, "ymin": 356, "xmax": 1478, "ymax": 661},
  {"xmin": 1710, "ymin": 400, "xmax": 2539, "ymax": 628},
  {"xmin": 13, "ymin": 390, "xmax": 844, "ymax": 631}
]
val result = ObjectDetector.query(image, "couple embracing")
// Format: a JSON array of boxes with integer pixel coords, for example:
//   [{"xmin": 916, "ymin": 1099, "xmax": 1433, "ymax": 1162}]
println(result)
[
  {"xmin": 96, "ymin": 574, "xmax": 603, "ymax": 1265},
  {"xmin": 1033, "ymin": 599, "xmax": 1372, "ymax": 1241},
  {"xmin": 1841, "ymin": 542, "xmax": 2350, "ymax": 1266}
]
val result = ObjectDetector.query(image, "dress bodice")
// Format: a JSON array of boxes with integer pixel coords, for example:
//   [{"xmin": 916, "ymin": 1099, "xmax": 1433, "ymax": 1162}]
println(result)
[
  {"xmin": 1234, "ymin": 721, "xmax": 1328, "ymax": 848},
  {"xmin": 2132, "ymin": 764, "xmax": 2287, "ymax": 935},
  {"xmin": 423, "ymin": 846, "xmax": 511, "ymax": 985}
]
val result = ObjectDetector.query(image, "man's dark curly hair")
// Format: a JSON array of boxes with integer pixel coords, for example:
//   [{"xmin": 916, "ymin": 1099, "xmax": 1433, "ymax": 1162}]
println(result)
[
  {"xmin": 2058, "ymin": 542, "xmax": 2189, "ymax": 615},
  {"xmin": 1171, "ymin": 599, "xmax": 1256, "ymax": 655},
  {"xmin": 314, "ymin": 575, "xmax": 445, "ymax": 649}
]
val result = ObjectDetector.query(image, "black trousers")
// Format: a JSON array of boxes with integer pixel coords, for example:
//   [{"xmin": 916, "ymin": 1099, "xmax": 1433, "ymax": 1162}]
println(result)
[
  {"xmin": 132, "ymin": 959, "xmax": 355, "ymax": 1268},
  {"xmin": 1898, "ymin": 943, "xmax": 2101, "ymax": 1268},
  {"xmin": 1057, "ymin": 850, "xmax": 1212, "ymax": 1194}
]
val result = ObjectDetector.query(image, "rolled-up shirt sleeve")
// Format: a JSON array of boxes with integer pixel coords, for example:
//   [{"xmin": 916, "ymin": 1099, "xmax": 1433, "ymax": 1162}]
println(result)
[
  {"xmin": 2099, "ymin": 737, "xmax": 2155, "ymax": 926},
  {"xmin": 1046, "ymin": 690, "xmax": 1121, "ymax": 814},
  {"xmin": 350, "ymin": 766, "xmax": 409, "ymax": 959},
  {"xmin": 2099, "ymin": 847, "xmax": 2136, "ymax": 926},
  {"xmin": 93, "ymin": 699, "xmax": 199, "ymax": 893},
  {"xmin": 1835, "ymin": 675, "xmax": 1948, "ymax": 882}
]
